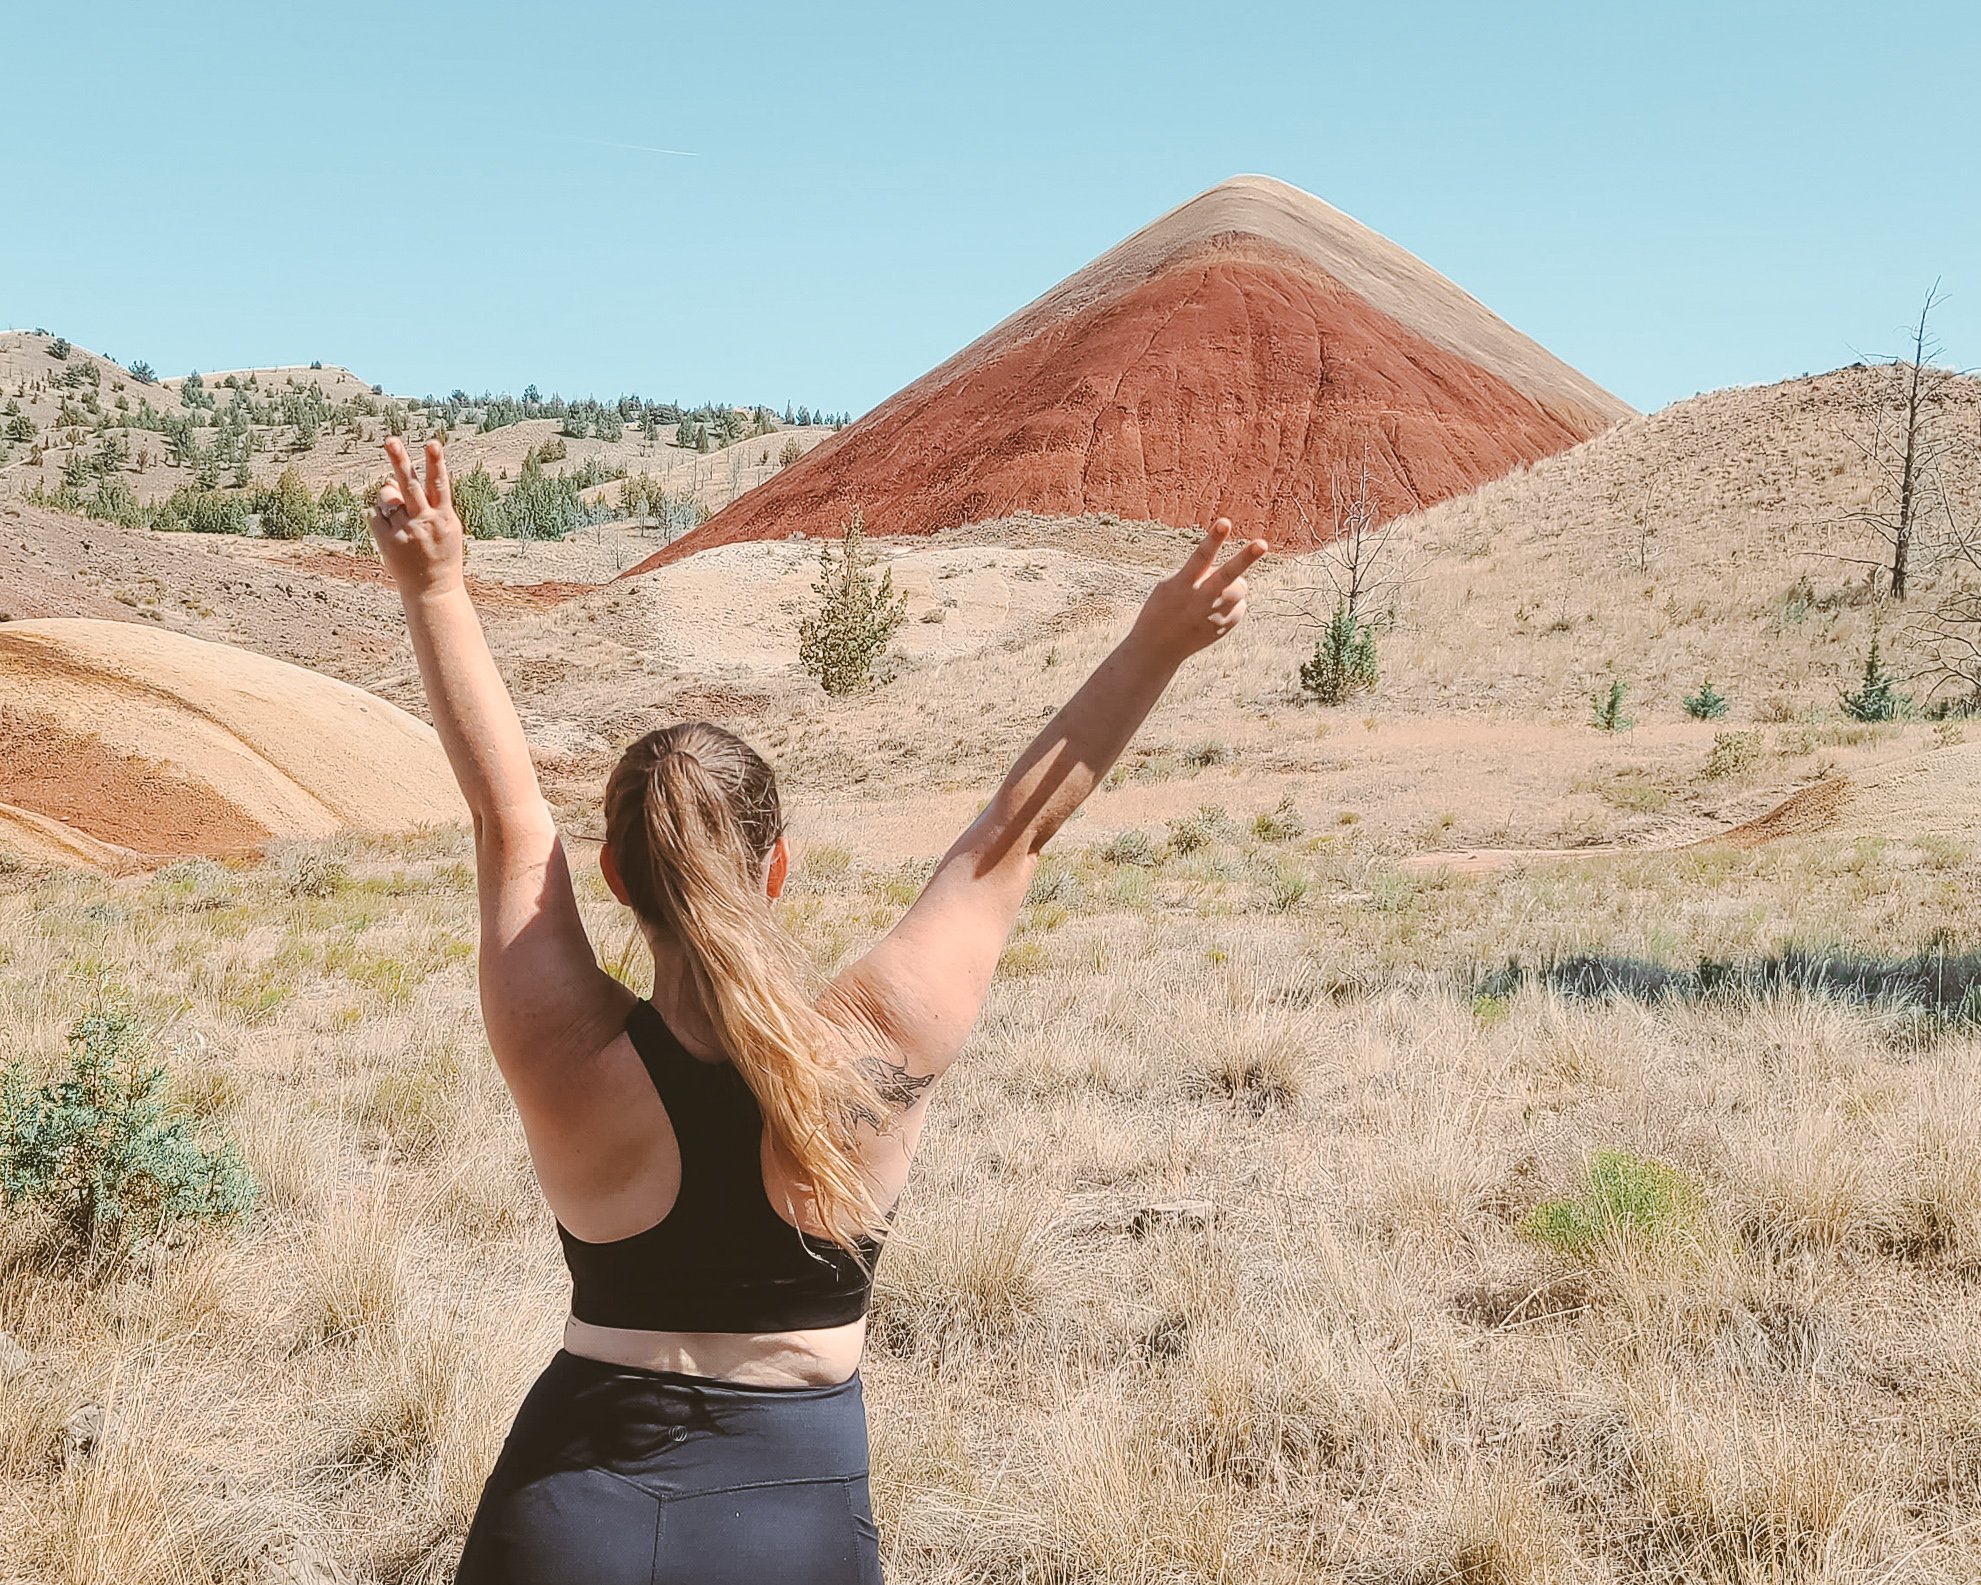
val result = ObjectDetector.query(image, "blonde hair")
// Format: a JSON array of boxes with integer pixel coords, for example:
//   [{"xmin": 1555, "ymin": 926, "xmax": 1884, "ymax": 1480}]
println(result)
[{"xmin": 604, "ymin": 721, "xmax": 887, "ymax": 1254}]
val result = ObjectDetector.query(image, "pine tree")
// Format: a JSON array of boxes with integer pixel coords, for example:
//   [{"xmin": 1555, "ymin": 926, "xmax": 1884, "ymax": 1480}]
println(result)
[
  {"xmin": 798, "ymin": 509, "xmax": 907, "ymax": 695},
  {"xmin": 1682, "ymin": 679, "xmax": 1730, "ymax": 720},
  {"xmin": 1299, "ymin": 603, "xmax": 1378, "ymax": 705},
  {"xmin": 60, "ymin": 449, "xmax": 92, "ymax": 495},
  {"xmin": 1592, "ymin": 679, "xmax": 1634, "ymax": 732},
  {"xmin": 452, "ymin": 464, "xmax": 502, "ymax": 539},
  {"xmin": 1841, "ymin": 629, "xmax": 1910, "ymax": 721},
  {"xmin": 261, "ymin": 465, "xmax": 318, "ymax": 540}
]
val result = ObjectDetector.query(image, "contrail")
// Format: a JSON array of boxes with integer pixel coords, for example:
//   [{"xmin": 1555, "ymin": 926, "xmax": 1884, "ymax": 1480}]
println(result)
[{"xmin": 563, "ymin": 135, "xmax": 701, "ymax": 158}]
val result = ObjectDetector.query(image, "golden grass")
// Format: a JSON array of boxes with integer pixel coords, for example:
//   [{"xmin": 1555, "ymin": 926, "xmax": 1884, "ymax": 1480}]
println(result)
[{"xmin": 2, "ymin": 813, "xmax": 1978, "ymax": 1582}]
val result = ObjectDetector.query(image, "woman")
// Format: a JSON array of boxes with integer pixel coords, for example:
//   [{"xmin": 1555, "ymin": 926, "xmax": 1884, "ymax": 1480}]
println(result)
[{"xmin": 367, "ymin": 437, "xmax": 1265, "ymax": 1584}]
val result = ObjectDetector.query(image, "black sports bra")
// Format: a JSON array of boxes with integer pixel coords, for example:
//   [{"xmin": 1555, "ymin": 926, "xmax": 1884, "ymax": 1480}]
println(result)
[{"xmin": 556, "ymin": 999, "xmax": 883, "ymax": 1333}]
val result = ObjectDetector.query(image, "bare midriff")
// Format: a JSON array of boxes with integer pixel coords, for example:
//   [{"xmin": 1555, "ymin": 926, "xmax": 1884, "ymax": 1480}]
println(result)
[{"xmin": 563, "ymin": 1313, "xmax": 869, "ymax": 1388}]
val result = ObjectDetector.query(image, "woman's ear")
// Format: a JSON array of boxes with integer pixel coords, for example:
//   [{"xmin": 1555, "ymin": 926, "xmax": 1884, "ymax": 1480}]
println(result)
[
  {"xmin": 600, "ymin": 841, "xmax": 632, "ymax": 906},
  {"xmin": 766, "ymin": 835, "xmax": 790, "ymax": 901}
]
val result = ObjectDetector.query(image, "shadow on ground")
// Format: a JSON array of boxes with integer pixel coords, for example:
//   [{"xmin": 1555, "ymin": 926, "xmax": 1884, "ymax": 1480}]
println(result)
[{"xmin": 1473, "ymin": 949, "xmax": 1981, "ymax": 1026}]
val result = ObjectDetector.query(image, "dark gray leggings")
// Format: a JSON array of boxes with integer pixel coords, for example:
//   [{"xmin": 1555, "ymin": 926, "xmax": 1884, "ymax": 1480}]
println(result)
[{"xmin": 456, "ymin": 1350, "xmax": 882, "ymax": 1585}]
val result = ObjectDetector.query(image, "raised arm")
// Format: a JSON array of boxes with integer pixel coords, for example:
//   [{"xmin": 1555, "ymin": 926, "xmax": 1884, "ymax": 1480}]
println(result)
[
  {"xmin": 831, "ymin": 519, "xmax": 1266, "ymax": 1088},
  {"xmin": 370, "ymin": 439, "xmax": 625, "ymax": 1086}
]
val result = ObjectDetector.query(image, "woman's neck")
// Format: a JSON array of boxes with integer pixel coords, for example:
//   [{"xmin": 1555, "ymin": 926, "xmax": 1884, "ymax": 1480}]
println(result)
[{"xmin": 645, "ymin": 936, "xmax": 724, "ymax": 1059}]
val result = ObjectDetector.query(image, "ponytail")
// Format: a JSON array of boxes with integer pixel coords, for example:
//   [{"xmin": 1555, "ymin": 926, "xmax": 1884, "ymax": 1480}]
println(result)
[{"xmin": 604, "ymin": 723, "xmax": 887, "ymax": 1254}]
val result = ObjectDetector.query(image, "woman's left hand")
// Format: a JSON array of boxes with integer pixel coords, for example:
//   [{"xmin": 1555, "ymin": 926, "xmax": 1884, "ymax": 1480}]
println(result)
[{"xmin": 371, "ymin": 437, "xmax": 465, "ymax": 597}]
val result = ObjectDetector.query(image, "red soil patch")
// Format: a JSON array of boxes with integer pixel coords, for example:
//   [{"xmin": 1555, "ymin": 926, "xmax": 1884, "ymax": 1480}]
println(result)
[
  {"xmin": 0, "ymin": 707, "xmax": 271, "ymax": 857},
  {"xmin": 292, "ymin": 548, "xmax": 577, "ymax": 609},
  {"xmin": 625, "ymin": 176, "xmax": 1629, "ymax": 575},
  {"xmin": 1716, "ymin": 776, "xmax": 1853, "ymax": 848}
]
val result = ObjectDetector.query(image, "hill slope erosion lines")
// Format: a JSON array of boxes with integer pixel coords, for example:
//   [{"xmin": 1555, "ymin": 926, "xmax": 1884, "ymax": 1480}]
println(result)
[
  {"xmin": 0, "ymin": 619, "xmax": 465, "ymax": 866},
  {"xmin": 1722, "ymin": 742, "xmax": 1981, "ymax": 847},
  {"xmin": 631, "ymin": 174, "xmax": 1632, "ymax": 571}
]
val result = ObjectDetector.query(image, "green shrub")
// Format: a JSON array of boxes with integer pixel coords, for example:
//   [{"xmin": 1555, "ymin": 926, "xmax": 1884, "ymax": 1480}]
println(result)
[
  {"xmin": 1182, "ymin": 739, "xmax": 1232, "ymax": 769},
  {"xmin": 503, "ymin": 450, "xmax": 597, "ymax": 540},
  {"xmin": 318, "ymin": 480, "xmax": 365, "ymax": 540},
  {"xmin": 155, "ymin": 486, "xmax": 249, "ymax": 535},
  {"xmin": 1683, "ymin": 679, "xmax": 1729, "ymax": 720},
  {"xmin": 277, "ymin": 843, "xmax": 348, "ymax": 898},
  {"xmin": 535, "ymin": 436, "xmax": 568, "ymax": 464},
  {"xmin": 798, "ymin": 509, "xmax": 906, "ymax": 695},
  {"xmin": 1097, "ymin": 830, "xmax": 1161, "ymax": 867},
  {"xmin": 801, "ymin": 842, "xmax": 854, "ymax": 881},
  {"xmin": 0, "ymin": 1007, "xmax": 256, "ymax": 1261},
  {"xmin": 452, "ymin": 463, "xmax": 502, "ymax": 539},
  {"xmin": 1782, "ymin": 574, "xmax": 1814, "ymax": 625},
  {"xmin": 1519, "ymin": 1151, "xmax": 1700, "ymax": 1258},
  {"xmin": 1703, "ymin": 730, "xmax": 1761, "ymax": 780},
  {"xmin": 1262, "ymin": 865, "xmax": 1308, "ymax": 913},
  {"xmin": 1251, "ymin": 794, "xmax": 1305, "ymax": 843},
  {"xmin": 150, "ymin": 858, "xmax": 237, "ymax": 912},
  {"xmin": 1841, "ymin": 631, "xmax": 1910, "ymax": 722},
  {"xmin": 1299, "ymin": 603, "xmax": 1377, "ymax": 705},
  {"xmin": 1592, "ymin": 679, "xmax": 1633, "ymax": 732},
  {"xmin": 48, "ymin": 336, "xmax": 71, "ymax": 361},
  {"xmin": 260, "ymin": 465, "xmax": 319, "ymax": 540},
  {"xmin": 1166, "ymin": 804, "xmax": 1233, "ymax": 854},
  {"xmin": 1024, "ymin": 857, "xmax": 1080, "ymax": 905}
]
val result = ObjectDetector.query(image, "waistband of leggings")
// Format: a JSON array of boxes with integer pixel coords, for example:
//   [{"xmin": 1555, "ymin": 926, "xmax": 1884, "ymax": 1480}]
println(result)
[{"xmin": 550, "ymin": 1347, "xmax": 864, "ymax": 1401}]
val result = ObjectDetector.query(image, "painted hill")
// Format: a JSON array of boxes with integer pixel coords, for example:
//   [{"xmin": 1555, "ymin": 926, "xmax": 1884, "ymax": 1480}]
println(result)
[
  {"xmin": 0, "ymin": 619, "xmax": 464, "ymax": 868},
  {"xmin": 625, "ymin": 174, "xmax": 1632, "ymax": 573}
]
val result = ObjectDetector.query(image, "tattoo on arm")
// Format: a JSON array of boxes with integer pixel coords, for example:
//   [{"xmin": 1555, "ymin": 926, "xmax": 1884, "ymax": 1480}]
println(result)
[{"xmin": 851, "ymin": 1052, "xmax": 935, "ymax": 1129}]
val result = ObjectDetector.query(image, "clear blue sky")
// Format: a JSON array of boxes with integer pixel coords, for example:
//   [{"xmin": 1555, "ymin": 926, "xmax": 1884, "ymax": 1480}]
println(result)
[{"xmin": 7, "ymin": 1, "xmax": 1975, "ymax": 417}]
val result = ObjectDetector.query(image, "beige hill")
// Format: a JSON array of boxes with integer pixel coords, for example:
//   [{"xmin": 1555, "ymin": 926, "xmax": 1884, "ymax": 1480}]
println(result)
[
  {"xmin": 0, "ymin": 330, "xmax": 834, "ymax": 525},
  {"xmin": 0, "ymin": 618, "xmax": 465, "ymax": 867}
]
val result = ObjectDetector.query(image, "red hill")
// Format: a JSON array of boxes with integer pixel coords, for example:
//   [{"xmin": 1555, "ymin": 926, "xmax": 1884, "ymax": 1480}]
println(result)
[{"xmin": 625, "ymin": 175, "xmax": 1631, "ymax": 572}]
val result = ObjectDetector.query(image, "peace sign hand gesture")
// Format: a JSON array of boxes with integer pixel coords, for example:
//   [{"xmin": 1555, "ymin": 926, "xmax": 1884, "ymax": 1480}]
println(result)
[
  {"xmin": 1130, "ymin": 518, "xmax": 1269, "ymax": 663},
  {"xmin": 370, "ymin": 437, "xmax": 465, "ymax": 597}
]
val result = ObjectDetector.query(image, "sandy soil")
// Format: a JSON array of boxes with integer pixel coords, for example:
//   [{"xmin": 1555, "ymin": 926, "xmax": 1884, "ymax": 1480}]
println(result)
[{"xmin": 0, "ymin": 619, "xmax": 463, "ymax": 864}]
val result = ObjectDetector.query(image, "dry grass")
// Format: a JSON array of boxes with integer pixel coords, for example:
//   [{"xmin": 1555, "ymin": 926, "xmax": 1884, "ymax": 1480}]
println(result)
[{"xmin": 2, "ymin": 808, "xmax": 1978, "ymax": 1582}]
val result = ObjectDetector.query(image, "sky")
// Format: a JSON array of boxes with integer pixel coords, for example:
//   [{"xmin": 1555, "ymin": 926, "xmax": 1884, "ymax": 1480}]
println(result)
[{"xmin": 5, "ymin": 1, "xmax": 1976, "ymax": 419}]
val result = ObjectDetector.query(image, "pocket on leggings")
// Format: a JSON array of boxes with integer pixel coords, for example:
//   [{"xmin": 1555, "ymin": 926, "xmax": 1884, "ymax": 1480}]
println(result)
[{"xmin": 656, "ymin": 1479, "xmax": 875, "ymax": 1585}]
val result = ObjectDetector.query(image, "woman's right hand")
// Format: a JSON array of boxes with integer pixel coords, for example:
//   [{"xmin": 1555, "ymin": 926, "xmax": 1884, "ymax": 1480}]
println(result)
[
  {"xmin": 1128, "ymin": 518, "xmax": 1268, "ymax": 663},
  {"xmin": 371, "ymin": 437, "xmax": 466, "ymax": 598}
]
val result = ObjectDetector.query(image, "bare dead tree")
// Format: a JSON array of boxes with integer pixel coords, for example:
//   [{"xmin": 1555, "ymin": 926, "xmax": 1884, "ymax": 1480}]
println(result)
[
  {"xmin": 1839, "ymin": 284, "xmax": 1957, "ymax": 601},
  {"xmin": 1292, "ymin": 449, "xmax": 1419, "ymax": 629},
  {"xmin": 1914, "ymin": 460, "xmax": 1981, "ymax": 709}
]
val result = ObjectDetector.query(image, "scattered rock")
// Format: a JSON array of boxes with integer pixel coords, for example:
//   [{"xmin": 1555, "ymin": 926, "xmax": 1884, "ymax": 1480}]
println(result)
[
  {"xmin": 61, "ymin": 1401, "xmax": 105, "ymax": 1469},
  {"xmin": 255, "ymin": 1537, "xmax": 348, "ymax": 1585},
  {"xmin": 1128, "ymin": 1198, "xmax": 1217, "ymax": 1237}
]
